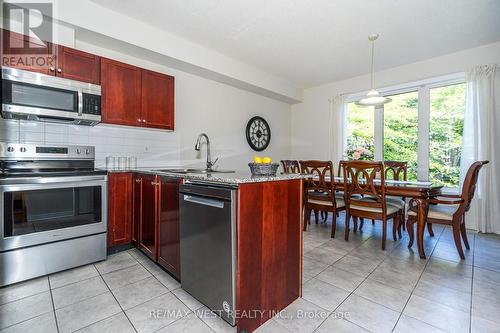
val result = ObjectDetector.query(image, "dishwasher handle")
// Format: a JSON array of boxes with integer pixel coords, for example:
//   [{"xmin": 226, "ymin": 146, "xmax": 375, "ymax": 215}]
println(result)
[{"xmin": 183, "ymin": 194, "xmax": 225, "ymax": 209}]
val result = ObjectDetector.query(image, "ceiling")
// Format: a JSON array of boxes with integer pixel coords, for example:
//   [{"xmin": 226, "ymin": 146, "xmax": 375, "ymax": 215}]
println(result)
[{"xmin": 89, "ymin": 0, "xmax": 500, "ymax": 88}]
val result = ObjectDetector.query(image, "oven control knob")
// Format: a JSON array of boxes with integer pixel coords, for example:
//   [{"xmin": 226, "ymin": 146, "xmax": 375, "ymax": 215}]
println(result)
[
  {"xmin": 7, "ymin": 146, "xmax": 14, "ymax": 152},
  {"xmin": 85, "ymin": 148, "xmax": 90, "ymax": 155},
  {"xmin": 76, "ymin": 148, "xmax": 81, "ymax": 154},
  {"xmin": 19, "ymin": 147, "xmax": 27, "ymax": 152}
]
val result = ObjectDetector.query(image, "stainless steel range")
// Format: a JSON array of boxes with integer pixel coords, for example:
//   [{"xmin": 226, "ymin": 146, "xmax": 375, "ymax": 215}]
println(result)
[{"xmin": 0, "ymin": 143, "xmax": 107, "ymax": 286}]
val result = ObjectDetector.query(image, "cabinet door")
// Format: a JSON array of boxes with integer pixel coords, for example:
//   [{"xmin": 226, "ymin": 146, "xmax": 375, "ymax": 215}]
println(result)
[
  {"xmin": 132, "ymin": 174, "xmax": 142, "ymax": 245},
  {"xmin": 57, "ymin": 46, "xmax": 100, "ymax": 84},
  {"xmin": 1, "ymin": 29, "xmax": 55, "ymax": 75},
  {"xmin": 138, "ymin": 174, "xmax": 157, "ymax": 259},
  {"xmin": 157, "ymin": 177, "xmax": 181, "ymax": 279},
  {"xmin": 107, "ymin": 172, "xmax": 133, "ymax": 247},
  {"xmin": 141, "ymin": 70, "xmax": 175, "ymax": 130},
  {"xmin": 101, "ymin": 58, "xmax": 142, "ymax": 126}
]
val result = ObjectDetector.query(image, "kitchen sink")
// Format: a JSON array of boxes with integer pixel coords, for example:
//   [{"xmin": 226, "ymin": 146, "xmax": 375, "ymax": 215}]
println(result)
[{"xmin": 154, "ymin": 168, "xmax": 235, "ymax": 174}]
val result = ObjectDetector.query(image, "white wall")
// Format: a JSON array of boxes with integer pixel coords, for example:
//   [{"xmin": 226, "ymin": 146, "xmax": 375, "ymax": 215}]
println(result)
[
  {"xmin": 0, "ymin": 42, "xmax": 292, "ymax": 171},
  {"xmin": 290, "ymin": 41, "xmax": 500, "ymax": 160},
  {"xmin": 52, "ymin": 0, "xmax": 302, "ymax": 103}
]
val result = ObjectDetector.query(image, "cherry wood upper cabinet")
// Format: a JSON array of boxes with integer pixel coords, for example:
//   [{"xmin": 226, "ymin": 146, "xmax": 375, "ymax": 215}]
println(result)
[
  {"xmin": 157, "ymin": 176, "xmax": 181, "ymax": 279},
  {"xmin": 141, "ymin": 70, "xmax": 175, "ymax": 130},
  {"xmin": 57, "ymin": 46, "xmax": 100, "ymax": 84},
  {"xmin": 101, "ymin": 58, "xmax": 142, "ymax": 127},
  {"xmin": 1, "ymin": 29, "xmax": 55, "ymax": 75},
  {"xmin": 107, "ymin": 172, "xmax": 133, "ymax": 248},
  {"xmin": 2, "ymin": 30, "xmax": 100, "ymax": 83}
]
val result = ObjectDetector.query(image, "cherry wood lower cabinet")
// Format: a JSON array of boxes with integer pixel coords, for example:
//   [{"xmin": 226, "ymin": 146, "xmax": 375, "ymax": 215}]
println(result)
[
  {"xmin": 107, "ymin": 173, "xmax": 133, "ymax": 247},
  {"xmin": 236, "ymin": 180, "xmax": 303, "ymax": 333},
  {"xmin": 157, "ymin": 177, "xmax": 181, "ymax": 279},
  {"xmin": 132, "ymin": 173, "xmax": 181, "ymax": 278},
  {"xmin": 136, "ymin": 174, "xmax": 157, "ymax": 259}
]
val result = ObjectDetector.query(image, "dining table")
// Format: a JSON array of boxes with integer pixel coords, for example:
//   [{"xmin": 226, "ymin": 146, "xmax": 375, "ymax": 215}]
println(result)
[{"xmin": 324, "ymin": 176, "xmax": 444, "ymax": 259}]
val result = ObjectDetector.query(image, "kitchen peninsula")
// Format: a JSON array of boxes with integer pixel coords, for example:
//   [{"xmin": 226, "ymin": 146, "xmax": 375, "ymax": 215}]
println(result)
[{"xmin": 107, "ymin": 169, "xmax": 303, "ymax": 333}]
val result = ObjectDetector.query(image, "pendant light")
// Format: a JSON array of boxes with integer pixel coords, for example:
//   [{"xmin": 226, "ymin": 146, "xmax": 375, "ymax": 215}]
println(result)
[{"xmin": 356, "ymin": 34, "xmax": 391, "ymax": 106}]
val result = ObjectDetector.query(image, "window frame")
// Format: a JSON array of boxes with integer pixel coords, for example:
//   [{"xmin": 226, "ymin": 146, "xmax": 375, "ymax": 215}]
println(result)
[{"xmin": 345, "ymin": 73, "xmax": 466, "ymax": 189}]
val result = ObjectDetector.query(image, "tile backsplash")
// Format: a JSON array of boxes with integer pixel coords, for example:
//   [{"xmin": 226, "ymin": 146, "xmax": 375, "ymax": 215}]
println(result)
[{"xmin": 0, "ymin": 119, "xmax": 181, "ymax": 167}]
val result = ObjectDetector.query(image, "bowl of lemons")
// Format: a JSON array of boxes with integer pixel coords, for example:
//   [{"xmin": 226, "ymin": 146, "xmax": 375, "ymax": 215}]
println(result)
[{"xmin": 248, "ymin": 156, "xmax": 279, "ymax": 176}]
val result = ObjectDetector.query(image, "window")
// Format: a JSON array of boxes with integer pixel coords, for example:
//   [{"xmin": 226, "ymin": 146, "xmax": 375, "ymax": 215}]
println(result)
[
  {"xmin": 429, "ymin": 83, "xmax": 466, "ymax": 187},
  {"xmin": 346, "ymin": 104, "xmax": 374, "ymax": 160},
  {"xmin": 345, "ymin": 78, "xmax": 466, "ymax": 188},
  {"xmin": 383, "ymin": 91, "xmax": 419, "ymax": 180}
]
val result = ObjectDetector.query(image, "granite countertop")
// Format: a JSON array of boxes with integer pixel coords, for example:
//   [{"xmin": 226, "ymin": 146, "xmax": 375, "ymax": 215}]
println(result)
[{"xmin": 104, "ymin": 167, "xmax": 304, "ymax": 185}]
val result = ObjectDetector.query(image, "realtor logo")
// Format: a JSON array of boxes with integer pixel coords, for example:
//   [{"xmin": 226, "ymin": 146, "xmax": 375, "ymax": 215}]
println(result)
[{"xmin": 2, "ymin": 1, "xmax": 54, "ymax": 68}]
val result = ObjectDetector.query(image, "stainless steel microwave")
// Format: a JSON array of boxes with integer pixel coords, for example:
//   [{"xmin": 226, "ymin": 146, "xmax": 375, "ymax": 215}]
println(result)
[{"xmin": 1, "ymin": 67, "xmax": 101, "ymax": 126}]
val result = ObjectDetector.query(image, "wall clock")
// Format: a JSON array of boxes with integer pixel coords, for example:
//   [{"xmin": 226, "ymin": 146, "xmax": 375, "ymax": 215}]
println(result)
[{"xmin": 246, "ymin": 116, "xmax": 271, "ymax": 151}]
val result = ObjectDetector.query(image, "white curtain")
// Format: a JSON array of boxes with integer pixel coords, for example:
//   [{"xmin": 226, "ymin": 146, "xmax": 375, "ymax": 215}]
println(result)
[
  {"xmin": 328, "ymin": 95, "xmax": 347, "ymax": 166},
  {"xmin": 461, "ymin": 64, "xmax": 500, "ymax": 233}
]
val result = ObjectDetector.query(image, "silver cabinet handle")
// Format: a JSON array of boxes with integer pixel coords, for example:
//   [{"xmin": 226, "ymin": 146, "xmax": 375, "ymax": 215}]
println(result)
[
  {"xmin": 183, "ymin": 195, "xmax": 224, "ymax": 209},
  {"xmin": 49, "ymin": 67, "xmax": 55, "ymax": 71},
  {"xmin": 135, "ymin": 179, "xmax": 142, "ymax": 183},
  {"xmin": 57, "ymin": 68, "xmax": 62, "ymax": 73}
]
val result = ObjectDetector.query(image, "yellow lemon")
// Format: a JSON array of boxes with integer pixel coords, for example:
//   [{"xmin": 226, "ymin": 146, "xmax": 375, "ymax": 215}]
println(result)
[
  {"xmin": 253, "ymin": 156, "xmax": 263, "ymax": 164},
  {"xmin": 262, "ymin": 157, "xmax": 272, "ymax": 164}
]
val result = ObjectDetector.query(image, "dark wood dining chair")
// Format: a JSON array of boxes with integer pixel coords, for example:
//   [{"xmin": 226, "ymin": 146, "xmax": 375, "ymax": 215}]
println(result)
[
  {"xmin": 343, "ymin": 161, "xmax": 402, "ymax": 250},
  {"xmin": 384, "ymin": 161, "xmax": 408, "ymax": 232},
  {"xmin": 384, "ymin": 161, "xmax": 408, "ymax": 181},
  {"xmin": 407, "ymin": 160, "xmax": 489, "ymax": 259},
  {"xmin": 281, "ymin": 160, "xmax": 301, "ymax": 174},
  {"xmin": 300, "ymin": 160, "xmax": 346, "ymax": 238}
]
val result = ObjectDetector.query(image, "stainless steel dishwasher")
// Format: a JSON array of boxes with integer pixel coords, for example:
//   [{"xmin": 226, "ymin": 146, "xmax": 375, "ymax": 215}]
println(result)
[{"xmin": 179, "ymin": 182, "xmax": 237, "ymax": 326}]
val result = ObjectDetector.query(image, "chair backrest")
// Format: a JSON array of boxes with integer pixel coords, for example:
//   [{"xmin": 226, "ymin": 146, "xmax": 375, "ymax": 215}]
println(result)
[
  {"xmin": 338, "ymin": 160, "xmax": 347, "ymax": 177},
  {"xmin": 343, "ymin": 161, "xmax": 387, "ymax": 213},
  {"xmin": 459, "ymin": 160, "xmax": 489, "ymax": 213},
  {"xmin": 384, "ymin": 161, "xmax": 408, "ymax": 181},
  {"xmin": 281, "ymin": 160, "xmax": 301, "ymax": 174},
  {"xmin": 299, "ymin": 160, "xmax": 335, "ymax": 203}
]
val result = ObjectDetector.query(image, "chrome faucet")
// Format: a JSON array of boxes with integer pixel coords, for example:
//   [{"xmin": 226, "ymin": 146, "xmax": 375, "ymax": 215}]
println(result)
[{"xmin": 195, "ymin": 133, "xmax": 218, "ymax": 171}]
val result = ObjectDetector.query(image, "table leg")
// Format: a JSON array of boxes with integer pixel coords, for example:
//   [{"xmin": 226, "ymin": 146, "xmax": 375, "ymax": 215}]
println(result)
[{"xmin": 415, "ymin": 198, "xmax": 429, "ymax": 259}]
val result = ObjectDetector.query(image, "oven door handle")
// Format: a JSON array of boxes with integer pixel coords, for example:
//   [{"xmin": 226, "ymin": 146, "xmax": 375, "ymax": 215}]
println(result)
[
  {"xmin": 77, "ymin": 90, "xmax": 83, "ymax": 117},
  {"xmin": 0, "ymin": 176, "xmax": 107, "ymax": 191}
]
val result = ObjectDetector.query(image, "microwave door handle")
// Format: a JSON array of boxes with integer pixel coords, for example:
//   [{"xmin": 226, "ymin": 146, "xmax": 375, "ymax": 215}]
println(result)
[{"xmin": 77, "ymin": 90, "xmax": 83, "ymax": 116}]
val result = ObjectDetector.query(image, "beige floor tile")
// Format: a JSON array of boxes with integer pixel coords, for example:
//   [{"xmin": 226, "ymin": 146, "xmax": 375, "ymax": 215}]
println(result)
[
  {"xmin": 336, "ymin": 294, "xmax": 399, "ymax": 333},
  {"xmin": 125, "ymin": 292, "xmax": 190, "ymax": 333},
  {"xmin": 52, "ymin": 276, "xmax": 108, "ymax": 309},
  {"xmin": 0, "ymin": 277, "xmax": 49, "ymax": 306},
  {"xmin": 302, "ymin": 278, "xmax": 349, "ymax": 310},
  {"xmin": 0, "ymin": 311, "xmax": 57, "ymax": 333},
  {"xmin": 393, "ymin": 314, "xmax": 447, "ymax": 333},
  {"xmin": 273, "ymin": 298, "xmax": 329, "ymax": 333},
  {"xmin": 101, "ymin": 264, "xmax": 151, "ymax": 290},
  {"xmin": 0, "ymin": 291, "xmax": 53, "ymax": 329},
  {"xmin": 94, "ymin": 252, "xmax": 137, "ymax": 275},
  {"xmin": 413, "ymin": 279, "xmax": 471, "ymax": 312},
  {"xmin": 76, "ymin": 312, "xmax": 136, "ymax": 333},
  {"xmin": 315, "ymin": 317, "xmax": 369, "ymax": 333},
  {"xmin": 55, "ymin": 292, "xmax": 121, "ymax": 333},
  {"xmin": 112, "ymin": 276, "xmax": 169, "ymax": 310},
  {"xmin": 471, "ymin": 315, "xmax": 500, "ymax": 333},
  {"xmin": 354, "ymin": 278, "xmax": 411, "ymax": 312},
  {"xmin": 49, "ymin": 265, "xmax": 99, "ymax": 289},
  {"xmin": 316, "ymin": 266, "xmax": 365, "ymax": 292},
  {"xmin": 403, "ymin": 295, "xmax": 469, "ymax": 333}
]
